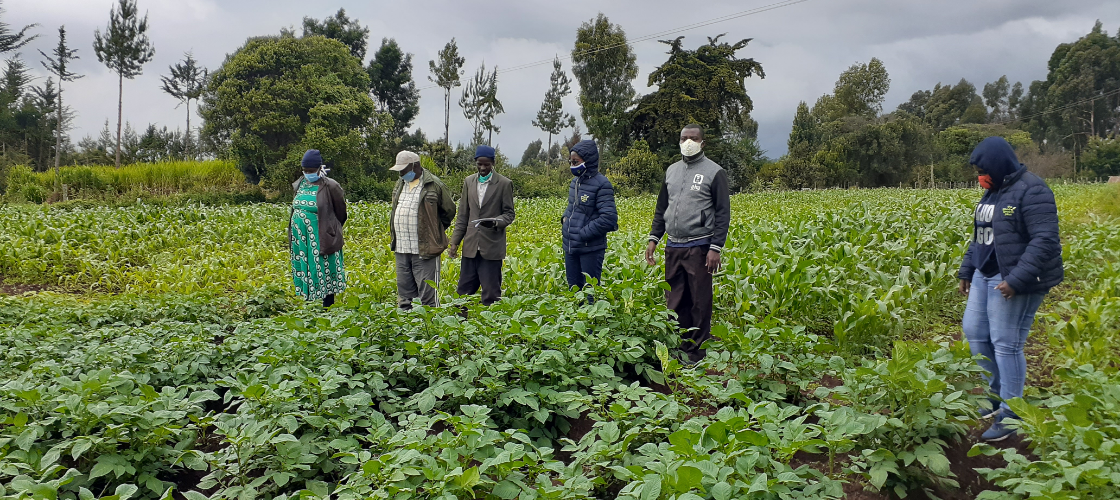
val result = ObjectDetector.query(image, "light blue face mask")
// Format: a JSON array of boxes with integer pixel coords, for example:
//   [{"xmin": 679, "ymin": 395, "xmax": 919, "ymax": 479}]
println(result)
[
  {"xmin": 478, "ymin": 172, "xmax": 492, "ymax": 183},
  {"xmin": 304, "ymin": 172, "xmax": 320, "ymax": 183},
  {"xmin": 401, "ymin": 170, "xmax": 417, "ymax": 182}
]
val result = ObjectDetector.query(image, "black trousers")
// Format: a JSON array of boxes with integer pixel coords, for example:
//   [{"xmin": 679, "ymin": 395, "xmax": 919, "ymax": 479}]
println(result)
[
  {"xmin": 665, "ymin": 246, "xmax": 714, "ymax": 359},
  {"xmin": 457, "ymin": 256, "xmax": 503, "ymax": 305},
  {"xmin": 565, "ymin": 250, "xmax": 605, "ymax": 289}
]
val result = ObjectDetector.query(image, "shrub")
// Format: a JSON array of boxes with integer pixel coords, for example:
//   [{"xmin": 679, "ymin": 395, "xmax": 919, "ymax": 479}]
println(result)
[
  {"xmin": 3, "ymin": 161, "xmax": 259, "ymax": 203},
  {"xmin": 606, "ymin": 140, "xmax": 662, "ymax": 196}
]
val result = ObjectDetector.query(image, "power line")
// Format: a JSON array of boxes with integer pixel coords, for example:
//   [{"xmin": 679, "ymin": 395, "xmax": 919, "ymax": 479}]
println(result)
[
  {"xmin": 992, "ymin": 87, "xmax": 1120, "ymax": 125},
  {"xmin": 417, "ymin": 0, "xmax": 810, "ymax": 91}
]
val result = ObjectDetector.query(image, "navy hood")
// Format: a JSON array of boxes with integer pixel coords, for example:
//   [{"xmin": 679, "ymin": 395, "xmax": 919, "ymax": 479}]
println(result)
[
  {"xmin": 301, "ymin": 149, "xmax": 323, "ymax": 169},
  {"xmin": 970, "ymin": 137, "xmax": 1022, "ymax": 188},
  {"xmin": 570, "ymin": 140, "xmax": 600, "ymax": 169}
]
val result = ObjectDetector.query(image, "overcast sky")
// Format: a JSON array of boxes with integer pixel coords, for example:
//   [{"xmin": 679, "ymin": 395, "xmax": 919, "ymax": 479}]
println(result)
[{"xmin": 7, "ymin": 0, "xmax": 1119, "ymax": 160}]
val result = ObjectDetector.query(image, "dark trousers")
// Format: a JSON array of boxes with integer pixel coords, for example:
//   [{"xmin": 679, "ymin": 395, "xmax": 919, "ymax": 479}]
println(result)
[
  {"xmin": 665, "ymin": 246, "xmax": 714, "ymax": 359},
  {"xmin": 457, "ymin": 256, "xmax": 503, "ymax": 305},
  {"xmin": 322, "ymin": 294, "xmax": 335, "ymax": 308},
  {"xmin": 565, "ymin": 250, "xmax": 605, "ymax": 289}
]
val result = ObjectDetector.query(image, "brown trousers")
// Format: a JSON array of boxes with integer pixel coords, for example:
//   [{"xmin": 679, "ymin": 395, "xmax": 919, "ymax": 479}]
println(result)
[{"xmin": 665, "ymin": 246, "xmax": 714, "ymax": 358}]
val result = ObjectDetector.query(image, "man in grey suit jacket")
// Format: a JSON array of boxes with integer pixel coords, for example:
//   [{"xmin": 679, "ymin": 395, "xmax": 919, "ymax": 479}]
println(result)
[{"xmin": 449, "ymin": 145, "xmax": 516, "ymax": 305}]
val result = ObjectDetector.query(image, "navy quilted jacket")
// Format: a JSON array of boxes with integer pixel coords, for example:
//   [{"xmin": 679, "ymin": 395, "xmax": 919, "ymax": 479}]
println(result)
[
  {"xmin": 958, "ymin": 137, "xmax": 1063, "ymax": 294},
  {"xmin": 563, "ymin": 140, "xmax": 618, "ymax": 254},
  {"xmin": 563, "ymin": 168, "xmax": 618, "ymax": 254}
]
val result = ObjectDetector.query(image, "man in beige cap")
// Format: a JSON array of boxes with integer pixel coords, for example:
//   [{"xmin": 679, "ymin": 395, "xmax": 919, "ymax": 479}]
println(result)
[{"xmin": 389, "ymin": 151, "xmax": 456, "ymax": 309}]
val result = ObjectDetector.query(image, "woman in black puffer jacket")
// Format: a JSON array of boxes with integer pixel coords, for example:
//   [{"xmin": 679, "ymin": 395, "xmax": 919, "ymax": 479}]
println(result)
[
  {"xmin": 958, "ymin": 136, "xmax": 1062, "ymax": 443},
  {"xmin": 562, "ymin": 140, "xmax": 618, "ymax": 290}
]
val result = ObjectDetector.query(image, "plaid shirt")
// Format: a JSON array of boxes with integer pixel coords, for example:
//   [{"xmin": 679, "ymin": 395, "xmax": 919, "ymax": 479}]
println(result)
[{"xmin": 393, "ymin": 181, "xmax": 422, "ymax": 254}]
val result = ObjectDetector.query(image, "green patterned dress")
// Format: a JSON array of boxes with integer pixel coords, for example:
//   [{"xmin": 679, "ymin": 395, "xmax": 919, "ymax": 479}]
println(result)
[{"xmin": 290, "ymin": 181, "xmax": 346, "ymax": 300}]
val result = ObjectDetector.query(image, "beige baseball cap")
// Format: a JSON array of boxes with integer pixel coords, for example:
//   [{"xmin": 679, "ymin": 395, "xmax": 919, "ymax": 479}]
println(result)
[{"xmin": 391, "ymin": 151, "xmax": 421, "ymax": 171}]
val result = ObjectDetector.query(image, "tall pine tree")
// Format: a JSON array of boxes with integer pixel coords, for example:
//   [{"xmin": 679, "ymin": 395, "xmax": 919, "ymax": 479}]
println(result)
[
  {"xmin": 159, "ymin": 52, "xmax": 207, "ymax": 158},
  {"xmin": 93, "ymin": 0, "xmax": 155, "ymax": 168},
  {"xmin": 39, "ymin": 25, "xmax": 82, "ymax": 175},
  {"xmin": 532, "ymin": 57, "xmax": 576, "ymax": 163}
]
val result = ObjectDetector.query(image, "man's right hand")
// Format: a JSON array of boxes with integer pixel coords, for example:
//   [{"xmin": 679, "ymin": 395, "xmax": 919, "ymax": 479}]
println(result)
[
  {"xmin": 449, "ymin": 244, "xmax": 458, "ymax": 258},
  {"xmin": 958, "ymin": 279, "xmax": 971, "ymax": 296},
  {"xmin": 645, "ymin": 241, "xmax": 658, "ymax": 266}
]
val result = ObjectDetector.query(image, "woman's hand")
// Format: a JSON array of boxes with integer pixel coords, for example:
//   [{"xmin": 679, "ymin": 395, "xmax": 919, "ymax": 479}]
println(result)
[
  {"xmin": 995, "ymin": 281, "xmax": 1016, "ymax": 299},
  {"xmin": 958, "ymin": 279, "xmax": 971, "ymax": 296}
]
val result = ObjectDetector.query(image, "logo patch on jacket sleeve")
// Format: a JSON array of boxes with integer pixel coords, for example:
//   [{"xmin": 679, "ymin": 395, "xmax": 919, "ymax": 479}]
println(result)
[
  {"xmin": 1002, "ymin": 205, "xmax": 1017, "ymax": 216},
  {"xmin": 580, "ymin": 194, "xmax": 589, "ymax": 202}
]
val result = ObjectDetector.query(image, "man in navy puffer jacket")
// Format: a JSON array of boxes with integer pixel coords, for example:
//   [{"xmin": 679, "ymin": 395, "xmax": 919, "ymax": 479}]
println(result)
[
  {"xmin": 562, "ymin": 140, "xmax": 618, "ymax": 290},
  {"xmin": 958, "ymin": 136, "xmax": 1063, "ymax": 443}
]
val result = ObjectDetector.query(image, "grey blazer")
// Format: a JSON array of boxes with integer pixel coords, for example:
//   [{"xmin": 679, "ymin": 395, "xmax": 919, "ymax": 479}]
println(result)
[{"xmin": 450, "ymin": 173, "xmax": 515, "ymax": 260}]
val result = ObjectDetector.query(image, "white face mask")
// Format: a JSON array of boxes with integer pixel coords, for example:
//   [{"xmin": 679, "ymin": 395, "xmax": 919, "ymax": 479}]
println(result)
[{"xmin": 680, "ymin": 139, "xmax": 703, "ymax": 157}]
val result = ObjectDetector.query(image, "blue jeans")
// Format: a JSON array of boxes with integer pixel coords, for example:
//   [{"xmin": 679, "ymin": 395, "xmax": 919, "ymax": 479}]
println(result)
[
  {"xmin": 565, "ymin": 250, "xmax": 605, "ymax": 290},
  {"xmin": 962, "ymin": 270, "xmax": 1046, "ymax": 414}
]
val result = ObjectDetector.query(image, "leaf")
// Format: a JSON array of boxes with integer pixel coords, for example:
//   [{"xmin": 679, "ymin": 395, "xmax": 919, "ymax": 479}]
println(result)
[
  {"xmin": 711, "ymin": 481, "xmax": 733, "ymax": 500},
  {"xmin": 748, "ymin": 473, "xmax": 769, "ymax": 493},
  {"xmin": 114, "ymin": 484, "xmax": 139, "ymax": 500},
  {"xmin": 270, "ymin": 433, "xmax": 299, "ymax": 444},
  {"xmin": 145, "ymin": 476, "xmax": 164, "ymax": 494},
  {"xmin": 668, "ymin": 429, "xmax": 697, "ymax": 452},
  {"xmin": 15, "ymin": 428, "xmax": 36, "ymax": 451},
  {"xmin": 40, "ymin": 446, "xmax": 61, "ymax": 469},
  {"xmin": 599, "ymin": 422, "xmax": 620, "ymax": 443},
  {"xmin": 640, "ymin": 477, "xmax": 662, "ymax": 500},
  {"xmin": 736, "ymin": 429, "xmax": 769, "ymax": 447},
  {"xmin": 704, "ymin": 421, "xmax": 729, "ymax": 445},
  {"xmin": 89, "ymin": 461, "xmax": 115, "ymax": 480},
  {"xmin": 279, "ymin": 415, "xmax": 300, "ymax": 433},
  {"xmin": 492, "ymin": 480, "xmax": 521, "ymax": 499},
  {"xmin": 926, "ymin": 453, "xmax": 951, "ymax": 476},
  {"xmin": 589, "ymin": 364, "xmax": 615, "ymax": 379},
  {"xmin": 181, "ymin": 490, "xmax": 210, "ymax": 500},
  {"xmin": 418, "ymin": 393, "xmax": 436, "ymax": 413},
  {"xmin": 457, "ymin": 466, "xmax": 481, "ymax": 488},
  {"xmin": 72, "ymin": 439, "xmax": 93, "ymax": 460},
  {"xmin": 674, "ymin": 466, "xmax": 703, "ymax": 492},
  {"xmin": 655, "ymin": 341, "xmax": 670, "ymax": 370},
  {"xmin": 306, "ymin": 480, "xmax": 329, "ymax": 498}
]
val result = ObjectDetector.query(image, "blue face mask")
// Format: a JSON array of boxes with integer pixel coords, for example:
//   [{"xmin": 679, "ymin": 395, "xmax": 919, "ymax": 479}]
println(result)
[
  {"xmin": 304, "ymin": 172, "xmax": 320, "ymax": 183},
  {"xmin": 570, "ymin": 163, "xmax": 586, "ymax": 177},
  {"xmin": 478, "ymin": 172, "xmax": 492, "ymax": 183},
  {"xmin": 401, "ymin": 170, "xmax": 417, "ymax": 182}
]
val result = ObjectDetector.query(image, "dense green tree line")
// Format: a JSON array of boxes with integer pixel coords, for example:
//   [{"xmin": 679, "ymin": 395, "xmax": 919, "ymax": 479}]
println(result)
[{"xmin": 1, "ymin": 3, "xmax": 1117, "ymax": 199}]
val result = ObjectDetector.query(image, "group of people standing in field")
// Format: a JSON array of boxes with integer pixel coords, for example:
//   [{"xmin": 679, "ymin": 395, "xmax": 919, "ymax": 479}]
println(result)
[
  {"xmin": 288, "ymin": 124, "xmax": 730, "ymax": 365},
  {"xmin": 287, "ymin": 126, "xmax": 1064, "ymax": 443}
]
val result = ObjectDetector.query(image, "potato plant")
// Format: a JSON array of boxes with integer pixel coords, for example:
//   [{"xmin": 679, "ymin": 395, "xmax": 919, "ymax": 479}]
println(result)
[{"xmin": 0, "ymin": 185, "xmax": 1117, "ymax": 499}]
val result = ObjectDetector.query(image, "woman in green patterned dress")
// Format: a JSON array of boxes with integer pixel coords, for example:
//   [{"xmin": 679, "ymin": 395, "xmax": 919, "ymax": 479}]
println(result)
[{"xmin": 288, "ymin": 150, "xmax": 348, "ymax": 307}]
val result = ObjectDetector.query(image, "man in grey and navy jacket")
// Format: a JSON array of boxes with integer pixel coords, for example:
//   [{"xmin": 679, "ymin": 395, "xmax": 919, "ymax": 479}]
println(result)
[
  {"xmin": 645, "ymin": 124, "xmax": 731, "ymax": 364},
  {"xmin": 563, "ymin": 139, "xmax": 618, "ymax": 291}
]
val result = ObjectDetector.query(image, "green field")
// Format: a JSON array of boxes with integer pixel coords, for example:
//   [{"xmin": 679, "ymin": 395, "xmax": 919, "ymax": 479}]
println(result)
[{"xmin": 1, "ymin": 185, "xmax": 1118, "ymax": 499}]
